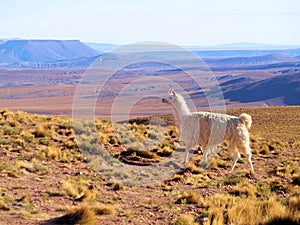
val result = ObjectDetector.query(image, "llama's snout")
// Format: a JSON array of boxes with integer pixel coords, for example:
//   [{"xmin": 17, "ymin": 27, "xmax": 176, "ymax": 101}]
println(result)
[{"xmin": 162, "ymin": 98, "xmax": 168, "ymax": 103}]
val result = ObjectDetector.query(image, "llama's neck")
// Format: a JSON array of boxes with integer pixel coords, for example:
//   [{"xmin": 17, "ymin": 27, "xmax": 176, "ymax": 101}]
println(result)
[{"xmin": 171, "ymin": 96, "xmax": 191, "ymax": 118}]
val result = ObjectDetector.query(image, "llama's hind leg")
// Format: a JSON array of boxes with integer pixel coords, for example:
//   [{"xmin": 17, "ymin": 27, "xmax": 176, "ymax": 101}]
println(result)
[
  {"xmin": 230, "ymin": 146, "xmax": 240, "ymax": 173},
  {"xmin": 245, "ymin": 147, "xmax": 254, "ymax": 172},
  {"xmin": 238, "ymin": 145, "xmax": 254, "ymax": 172}
]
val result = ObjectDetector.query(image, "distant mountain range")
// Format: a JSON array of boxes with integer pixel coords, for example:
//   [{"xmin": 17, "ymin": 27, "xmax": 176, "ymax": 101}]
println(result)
[
  {"xmin": 205, "ymin": 54, "xmax": 297, "ymax": 66},
  {"xmin": 0, "ymin": 40, "xmax": 300, "ymax": 68},
  {"xmin": 0, "ymin": 39, "xmax": 299, "ymax": 107},
  {"xmin": 187, "ymin": 42, "xmax": 300, "ymax": 51},
  {"xmin": 1, "ymin": 39, "xmax": 300, "ymax": 68},
  {"xmin": 0, "ymin": 40, "xmax": 99, "ymax": 65},
  {"xmin": 84, "ymin": 41, "xmax": 300, "ymax": 52}
]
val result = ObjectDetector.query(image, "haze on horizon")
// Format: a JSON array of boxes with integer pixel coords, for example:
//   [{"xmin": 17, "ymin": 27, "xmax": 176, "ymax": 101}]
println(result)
[{"xmin": 1, "ymin": 0, "xmax": 300, "ymax": 46}]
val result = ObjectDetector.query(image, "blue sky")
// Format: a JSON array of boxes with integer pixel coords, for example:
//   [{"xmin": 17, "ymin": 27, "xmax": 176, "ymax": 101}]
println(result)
[{"xmin": 1, "ymin": 0, "xmax": 300, "ymax": 45}]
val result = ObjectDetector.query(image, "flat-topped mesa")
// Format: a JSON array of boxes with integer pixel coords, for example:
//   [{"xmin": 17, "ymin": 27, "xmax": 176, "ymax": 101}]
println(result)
[{"xmin": 0, "ymin": 39, "xmax": 99, "ymax": 64}]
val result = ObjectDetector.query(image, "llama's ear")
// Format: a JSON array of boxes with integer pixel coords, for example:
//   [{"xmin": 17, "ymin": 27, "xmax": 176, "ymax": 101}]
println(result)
[{"xmin": 168, "ymin": 89, "xmax": 176, "ymax": 96}]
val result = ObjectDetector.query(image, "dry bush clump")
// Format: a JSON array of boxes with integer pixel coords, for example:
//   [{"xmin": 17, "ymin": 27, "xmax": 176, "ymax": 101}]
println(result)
[
  {"xmin": 292, "ymin": 174, "xmax": 300, "ymax": 185},
  {"xmin": 174, "ymin": 214, "xmax": 198, "ymax": 225},
  {"xmin": 106, "ymin": 181, "xmax": 125, "ymax": 191},
  {"xmin": 219, "ymin": 174, "xmax": 244, "ymax": 186},
  {"xmin": 32, "ymin": 123, "xmax": 56, "ymax": 138},
  {"xmin": 44, "ymin": 203, "xmax": 116, "ymax": 225},
  {"xmin": 61, "ymin": 177, "xmax": 98, "ymax": 202},
  {"xmin": 183, "ymin": 162, "xmax": 203, "ymax": 174},
  {"xmin": 176, "ymin": 191, "xmax": 202, "ymax": 204},
  {"xmin": 0, "ymin": 162, "xmax": 19, "ymax": 178},
  {"xmin": 93, "ymin": 203, "xmax": 116, "ymax": 215},
  {"xmin": 0, "ymin": 191, "xmax": 10, "ymax": 211},
  {"xmin": 230, "ymin": 180, "xmax": 257, "ymax": 197},
  {"xmin": 203, "ymin": 194, "xmax": 300, "ymax": 225},
  {"xmin": 44, "ymin": 206, "xmax": 96, "ymax": 225}
]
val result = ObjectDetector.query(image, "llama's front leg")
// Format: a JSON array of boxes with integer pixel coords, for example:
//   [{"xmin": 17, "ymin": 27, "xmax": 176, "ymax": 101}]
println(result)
[
  {"xmin": 204, "ymin": 149, "xmax": 209, "ymax": 162},
  {"xmin": 202, "ymin": 144, "xmax": 210, "ymax": 162},
  {"xmin": 184, "ymin": 151, "xmax": 189, "ymax": 164}
]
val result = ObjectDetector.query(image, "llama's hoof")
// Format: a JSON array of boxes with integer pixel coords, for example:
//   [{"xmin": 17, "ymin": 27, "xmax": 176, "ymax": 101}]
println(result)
[
  {"xmin": 225, "ymin": 171, "xmax": 233, "ymax": 175},
  {"xmin": 247, "ymin": 170, "xmax": 256, "ymax": 178}
]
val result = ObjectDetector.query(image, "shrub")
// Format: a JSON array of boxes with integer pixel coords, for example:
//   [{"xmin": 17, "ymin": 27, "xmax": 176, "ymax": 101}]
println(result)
[
  {"xmin": 61, "ymin": 177, "xmax": 97, "ymax": 201},
  {"xmin": 231, "ymin": 181, "xmax": 256, "ymax": 197},
  {"xmin": 3, "ymin": 125, "xmax": 22, "ymax": 135},
  {"xmin": 260, "ymin": 143, "xmax": 270, "ymax": 155},
  {"xmin": 43, "ymin": 146, "xmax": 67, "ymax": 161},
  {"xmin": 127, "ymin": 149, "xmax": 158, "ymax": 159},
  {"xmin": 204, "ymin": 194, "xmax": 300, "ymax": 225},
  {"xmin": 220, "ymin": 175, "xmax": 244, "ymax": 186},
  {"xmin": 32, "ymin": 123, "xmax": 55, "ymax": 138},
  {"xmin": 156, "ymin": 145, "xmax": 174, "ymax": 157},
  {"xmin": 255, "ymin": 182, "xmax": 271, "ymax": 199},
  {"xmin": 184, "ymin": 162, "xmax": 202, "ymax": 174},
  {"xmin": 47, "ymin": 206, "xmax": 96, "ymax": 225},
  {"xmin": 292, "ymin": 174, "xmax": 300, "ymax": 185},
  {"xmin": 176, "ymin": 191, "xmax": 202, "ymax": 204},
  {"xmin": 174, "ymin": 214, "xmax": 197, "ymax": 225},
  {"xmin": 93, "ymin": 204, "xmax": 116, "ymax": 215}
]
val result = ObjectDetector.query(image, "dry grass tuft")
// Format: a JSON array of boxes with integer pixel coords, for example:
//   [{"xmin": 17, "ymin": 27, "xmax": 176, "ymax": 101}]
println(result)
[
  {"xmin": 61, "ymin": 177, "xmax": 97, "ymax": 201},
  {"xmin": 111, "ymin": 182, "xmax": 124, "ymax": 191},
  {"xmin": 204, "ymin": 194, "xmax": 300, "ymax": 225},
  {"xmin": 176, "ymin": 191, "xmax": 202, "ymax": 204},
  {"xmin": 288, "ymin": 195, "xmax": 300, "ymax": 214},
  {"xmin": 0, "ymin": 199, "xmax": 10, "ymax": 211},
  {"xmin": 44, "ymin": 206, "xmax": 96, "ymax": 225},
  {"xmin": 231, "ymin": 180, "xmax": 257, "ymax": 198},
  {"xmin": 44, "ymin": 146, "xmax": 65, "ymax": 160},
  {"xmin": 219, "ymin": 174, "xmax": 244, "ymax": 186},
  {"xmin": 32, "ymin": 123, "xmax": 55, "ymax": 138},
  {"xmin": 174, "ymin": 214, "xmax": 198, "ymax": 225},
  {"xmin": 93, "ymin": 204, "xmax": 116, "ymax": 215},
  {"xmin": 106, "ymin": 181, "xmax": 125, "ymax": 191},
  {"xmin": 184, "ymin": 162, "xmax": 203, "ymax": 174},
  {"xmin": 292, "ymin": 174, "xmax": 300, "ymax": 185}
]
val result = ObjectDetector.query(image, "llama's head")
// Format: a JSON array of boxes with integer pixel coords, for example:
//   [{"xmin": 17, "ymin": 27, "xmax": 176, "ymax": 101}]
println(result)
[
  {"xmin": 162, "ymin": 89, "xmax": 178, "ymax": 105},
  {"xmin": 162, "ymin": 90, "xmax": 190, "ymax": 115}
]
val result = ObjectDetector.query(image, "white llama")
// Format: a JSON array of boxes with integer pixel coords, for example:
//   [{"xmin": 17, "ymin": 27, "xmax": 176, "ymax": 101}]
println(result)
[{"xmin": 162, "ymin": 89, "xmax": 254, "ymax": 172}]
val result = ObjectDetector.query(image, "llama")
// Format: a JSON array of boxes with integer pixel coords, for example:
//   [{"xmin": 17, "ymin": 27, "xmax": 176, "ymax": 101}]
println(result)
[{"xmin": 162, "ymin": 89, "xmax": 254, "ymax": 172}]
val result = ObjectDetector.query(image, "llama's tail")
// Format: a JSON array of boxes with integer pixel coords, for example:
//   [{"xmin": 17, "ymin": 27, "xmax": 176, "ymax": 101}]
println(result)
[{"xmin": 239, "ymin": 113, "xmax": 252, "ymax": 130}]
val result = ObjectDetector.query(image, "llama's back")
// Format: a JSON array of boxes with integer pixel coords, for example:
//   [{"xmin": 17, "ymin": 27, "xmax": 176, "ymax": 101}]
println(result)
[
  {"xmin": 193, "ymin": 112, "xmax": 242, "ymax": 144},
  {"xmin": 180, "ymin": 111, "xmax": 250, "ymax": 147}
]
